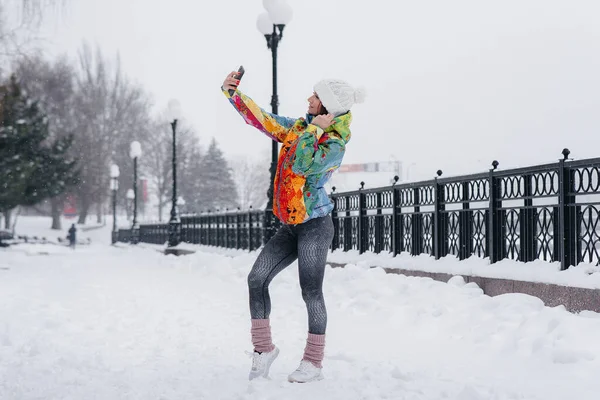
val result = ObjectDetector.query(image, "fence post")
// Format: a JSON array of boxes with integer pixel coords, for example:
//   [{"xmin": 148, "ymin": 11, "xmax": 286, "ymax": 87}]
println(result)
[
  {"xmin": 520, "ymin": 174, "xmax": 536, "ymax": 262},
  {"xmin": 177, "ymin": 218, "xmax": 183, "ymax": 243},
  {"xmin": 178, "ymin": 217, "xmax": 183, "ymax": 243},
  {"xmin": 205, "ymin": 212, "xmax": 210, "ymax": 246},
  {"xmin": 344, "ymin": 195, "xmax": 352, "ymax": 251},
  {"xmin": 224, "ymin": 210, "xmax": 229, "ymax": 249},
  {"xmin": 433, "ymin": 170, "xmax": 445, "ymax": 260},
  {"xmin": 236, "ymin": 208, "xmax": 241, "ymax": 250},
  {"xmin": 459, "ymin": 181, "xmax": 473, "ymax": 260},
  {"xmin": 200, "ymin": 215, "xmax": 204, "ymax": 245},
  {"xmin": 204, "ymin": 213, "xmax": 209, "ymax": 246},
  {"xmin": 374, "ymin": 190, "xmax": 383, "ymax": 253},
  {"xmin": 558, "ymin": 149, "xmax": 577, "ymax": 270},
  {"xmin": 218, "ymin": 212, "xmax": 223, "ymax": 248},
  {"xmin": 194, "ymin": 214, "xmax": 202, "ymax": 244},
  {"xmin": 391, "ymin": 176, "xmax": 402, "ymax": 256},
  {"xmin": 223, "ymin": 212, "xmax": 227, "ymax": 248},
  {"xmin": 488, "ymin": 160, "xmax": 503, "ymax": 263},
  {"xmin": 190, "ymin": 216, "xmax": 194, "ymax": 243},
  {"xmin": 208, "ymin": 213, "xmax": 213, "ymax": 247},
  {"xmin": 358, "ymin": 182, "xmax": 368, "ymax": 254},
  {"xmin": 331, "ymin": 188, "xmax": 339, "ymax": 251},
  {"xmin": 209, "ymin": 212, "xmax": 214, "ymax": 246},
  {"xmin": 411, "ymin": 186, "xmax": 423, "ymax": 256},
  {"xmin": 218, "ymin": 212, "xmax": 222, "ymax": 247},
  {"xmin": 248, "ymin": 207, "xmax": 254, "ymax": 252},
  {"xmin": 258, "ymin": 210, "xmax": 263, "ymax": 250},
  {"xmin": 210, "ymin": 213, "xmax": 213, "ymax": 246},
  {"xmin": 212, "ymin": 212, "xmax": 217, "ymax": 247},
  {"xmin": 179, "ymin": 217, "xmax": 185, "ymax": 243},
  {"xmin": 216, "ymin": 210, "xmax": 221, "ymax": 248},
  {"xmin": 190, "ymin": 216, "xmax": 195, "ymax": 244},
  {"xmin": 200, "ymin": 212, "xmax": 206, "ymax": 245}
]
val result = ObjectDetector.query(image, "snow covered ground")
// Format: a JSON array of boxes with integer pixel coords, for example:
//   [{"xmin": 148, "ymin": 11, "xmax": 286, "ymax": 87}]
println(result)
[{"xmin": 2, "ymin": 235, "xmax": 600, "ymax": 399}]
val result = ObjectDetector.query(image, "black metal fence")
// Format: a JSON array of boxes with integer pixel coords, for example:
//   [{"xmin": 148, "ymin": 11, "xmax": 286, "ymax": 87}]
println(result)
[
  {"xmin": 125, "ymin": 210, "xmax": 266, "ymax": 251},
  {"xmin": 118, "ymin": 150, "xmax": 600, "ymax": 270}
]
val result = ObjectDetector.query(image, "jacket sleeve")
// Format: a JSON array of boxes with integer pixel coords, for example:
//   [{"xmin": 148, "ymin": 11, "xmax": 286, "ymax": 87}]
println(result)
[
  {"xmin": 291, "ymin": 125, "xmax": 346, "ymax": 176},
  {"xmin": 223, "ymin": 87, "xmax": 296, "ymax": 143}
]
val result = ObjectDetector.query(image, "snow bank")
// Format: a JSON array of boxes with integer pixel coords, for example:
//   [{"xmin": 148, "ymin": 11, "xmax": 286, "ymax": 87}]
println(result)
[{"xmin": 328, "ymin": 250, "xmax": 600, "ymax": 290}]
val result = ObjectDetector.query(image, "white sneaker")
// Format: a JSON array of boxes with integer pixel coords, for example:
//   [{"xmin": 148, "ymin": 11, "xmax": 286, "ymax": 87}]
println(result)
[
  {"xmin": 287, "ymin": 360, "xmax": 324, "ymax": 383},
  {"xmin": 248, "ymin": 346, "xmax": 280, "ymax": 380}
]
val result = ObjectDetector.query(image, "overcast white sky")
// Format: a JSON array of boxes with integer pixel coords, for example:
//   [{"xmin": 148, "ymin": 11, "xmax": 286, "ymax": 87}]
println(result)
[{"xmin": 34, "ymin": 0, "xmax": 600, "ymax": 181}]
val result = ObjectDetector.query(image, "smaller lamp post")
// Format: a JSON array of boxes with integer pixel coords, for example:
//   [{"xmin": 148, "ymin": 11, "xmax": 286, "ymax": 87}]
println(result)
[
  {"xmin": 110, "ymin": 164, "xmax": 120, "ymax": 244},
  {"xmin": 129, "ymin": 141, "xmax": 142, "ymax": 244},
  {"xmin": 167, "ymin": 99, "xmax": 183, "ymax": 249}
]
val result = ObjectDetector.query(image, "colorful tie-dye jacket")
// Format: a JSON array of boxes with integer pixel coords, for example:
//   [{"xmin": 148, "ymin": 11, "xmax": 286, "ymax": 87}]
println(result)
[{"xmin": 223, "ymin": 88, "xmax": 351, "ymax": 225}]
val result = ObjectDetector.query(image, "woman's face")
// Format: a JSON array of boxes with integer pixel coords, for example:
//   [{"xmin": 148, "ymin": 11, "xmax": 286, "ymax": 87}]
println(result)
[{"xmin": 307, "ymin": 92, "xmax": 322, "ymax": 115}]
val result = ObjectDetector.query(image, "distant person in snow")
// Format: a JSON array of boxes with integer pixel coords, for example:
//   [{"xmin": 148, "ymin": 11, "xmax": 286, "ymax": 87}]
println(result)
[
  {"xmin": 222, "ymin": 70, "xmax": 365, "ymax": 383},
  {"xmin": 67, "ymin": 224, "xmax": 76, "ymax": 249}
]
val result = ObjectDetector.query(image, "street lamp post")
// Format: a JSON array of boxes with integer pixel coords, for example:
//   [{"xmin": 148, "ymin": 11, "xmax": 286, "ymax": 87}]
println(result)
[
  {"xmin": 110, "ymin": 164, "xmax": 120, "ymax": 244},
  {"xmin": 126, "ymin": 189, "xmax": 134, "ymax": 217},
  {"xmin": 257, "ymin": 0, "xmax": 293, "ymax": 243},
  {"xmin": 129, "ymin": 141, "xmax": 142, "ymax": 244},
  {"xmin": 167, "ymin": 99, "xmax": 183, "ymax": 248}
]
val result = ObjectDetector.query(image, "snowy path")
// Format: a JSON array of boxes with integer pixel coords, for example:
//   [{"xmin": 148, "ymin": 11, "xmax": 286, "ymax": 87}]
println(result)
[{"xmin": 1, "ymin": 244, "xmax": 600, "ymax": 400}]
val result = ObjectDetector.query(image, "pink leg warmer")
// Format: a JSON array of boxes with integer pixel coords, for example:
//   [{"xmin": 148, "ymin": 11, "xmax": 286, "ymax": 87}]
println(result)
[
  {"xmin": 302, "ymin": 333, "xmax": 325, "ymax": 368},
  {"xmin": 251, "ymin": 319, "xmax": 275, "ymax": 353}
]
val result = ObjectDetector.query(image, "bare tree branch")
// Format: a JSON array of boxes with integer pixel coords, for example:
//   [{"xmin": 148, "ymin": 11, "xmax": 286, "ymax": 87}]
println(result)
[
  {"xmin": 0, "ymin": 1, "xmax": 68, "ymax": 63},
  {"xmin": 71, "ymin": 42, "xmax": 155, "ymax": 224}
]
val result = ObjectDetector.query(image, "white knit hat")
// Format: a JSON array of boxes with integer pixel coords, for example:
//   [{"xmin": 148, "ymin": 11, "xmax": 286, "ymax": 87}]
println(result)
[{"xmin": 313, "ymin": 79, "xmax": 366, "ymax": 117}]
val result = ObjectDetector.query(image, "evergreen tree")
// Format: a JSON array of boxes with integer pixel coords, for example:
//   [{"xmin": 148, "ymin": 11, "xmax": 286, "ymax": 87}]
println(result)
[
  {"xmin": 0, "ymin": 75, "xmax": 78, "ymax": 215},
  {"xmin": 14, "ymin": 55, "xmax": 78, "ymax": 229},
  {"xmin": 197, "ymin": 138, "xmax": 238, "ymax": 211},
  {"xmin": 178, "ymin": 141, "xmax": 204, "ymax": 214}
]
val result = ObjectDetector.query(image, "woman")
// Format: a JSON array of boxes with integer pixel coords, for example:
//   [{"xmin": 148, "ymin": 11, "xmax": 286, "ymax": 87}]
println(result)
[{"xmin": 222, "ymin": 71, "xmax": 365, "ymax": 383}]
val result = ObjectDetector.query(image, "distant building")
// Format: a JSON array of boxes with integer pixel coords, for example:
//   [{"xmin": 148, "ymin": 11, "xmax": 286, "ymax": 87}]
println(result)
[{"xmin": 328, "ymin": 161, "xmax": 403, "ymax": 193}]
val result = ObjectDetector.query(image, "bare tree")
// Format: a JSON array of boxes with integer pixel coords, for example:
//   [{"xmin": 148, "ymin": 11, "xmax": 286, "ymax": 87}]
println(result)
[
  {"xmin": 0, "ymin": 1, "xmax": 68, "ymax": 60},
  {"xmin": 3, "ymin": 0, "xmax": 67, "ymax": 25},
  {"xmin": 140, "ymin": 117, "xmax": 172, "ymax": 221},
  {"xmin": 9, "ymin": 0, "xmax": 66, "ymax": 15},
  {"xmin": 72, "ymin": 42, "xmax": 154, "ymax": 224}
]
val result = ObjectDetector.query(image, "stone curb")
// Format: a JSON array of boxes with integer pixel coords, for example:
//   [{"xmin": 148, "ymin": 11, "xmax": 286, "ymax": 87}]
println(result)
[{"xmin": 327, "ymin": 262, "xmax": 600, "ymax": 314}]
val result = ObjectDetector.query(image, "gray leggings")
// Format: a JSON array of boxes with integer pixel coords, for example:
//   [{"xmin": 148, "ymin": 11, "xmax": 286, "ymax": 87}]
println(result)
[{"xmin": 247, "ymin": 215, "xmax": 334, "ymax": 335}]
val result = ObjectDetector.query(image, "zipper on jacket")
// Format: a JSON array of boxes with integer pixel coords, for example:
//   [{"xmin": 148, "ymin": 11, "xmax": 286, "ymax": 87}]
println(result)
[{"xmin": 276, "ymin": 133, "xmax": 302, "ymax": 221}]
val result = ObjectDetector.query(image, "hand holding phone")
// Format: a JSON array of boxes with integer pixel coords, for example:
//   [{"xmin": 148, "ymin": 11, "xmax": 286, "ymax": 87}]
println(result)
[{"xmin": 228, "ymin": 65, "xmax": 245, "ymax": 96}]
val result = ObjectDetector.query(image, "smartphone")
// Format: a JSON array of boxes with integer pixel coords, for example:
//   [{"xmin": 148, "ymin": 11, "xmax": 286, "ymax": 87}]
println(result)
[{"xmin": 229, "ymin": 65, "xmax": 245, "ymax": 96}]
